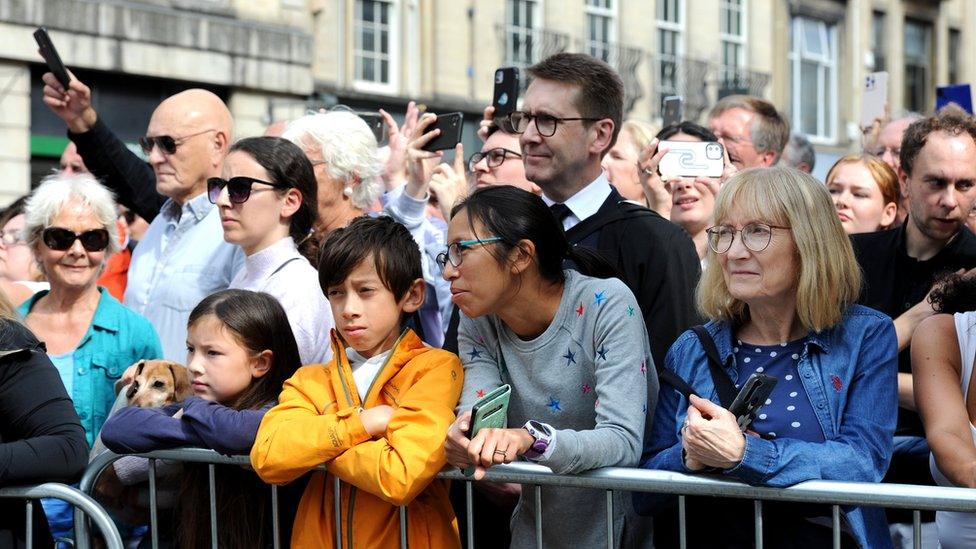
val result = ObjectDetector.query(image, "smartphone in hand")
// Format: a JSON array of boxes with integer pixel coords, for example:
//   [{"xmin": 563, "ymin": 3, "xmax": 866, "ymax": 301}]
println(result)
[
  {"xmin": 658, "ymin": 141, "xmax": 725, "ymax": 178},
  {"xmin": 34, "ymin": 27, "xmax": 71, "ymax": 88},
  {"xmin": 493, "ymin": 67, "xmax": 520, "ymax": 117},
  {"xmin": 421, "ymin": 112, "xmax": 464, "ymax": 152},
  {"xmin": 356, "ymin": 112, "xmax": 387, "ymax": 145},
  {"xmin": 728, "ymin": 373, "xmax": 778, "ymax": 431},
  {"xmin": 662, "ymin": 95, "xmax": 684, "ymax": 127},
  {"xmin": 464, "ymin": 384, "xmax": 512, "ymax": 477},
  {"xmin": 859, "ymin": 72, "xmax": 889, "ymax": 129}
]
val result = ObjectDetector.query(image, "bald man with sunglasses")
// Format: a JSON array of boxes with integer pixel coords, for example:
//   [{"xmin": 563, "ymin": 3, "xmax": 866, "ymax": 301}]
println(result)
[{"xmin": 42, "ymin": 73, "xmax": 243, "ymax": 362}]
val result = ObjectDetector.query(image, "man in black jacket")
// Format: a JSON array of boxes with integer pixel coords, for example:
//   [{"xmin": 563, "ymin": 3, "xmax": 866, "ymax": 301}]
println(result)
[{"xmin": 511, "ymin": 53, "xmax": 701, "ymax": 369}]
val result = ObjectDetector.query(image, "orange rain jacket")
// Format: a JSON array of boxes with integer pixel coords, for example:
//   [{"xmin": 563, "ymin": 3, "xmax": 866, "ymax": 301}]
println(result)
[{"xmin": 250, "ymin": 329, "xmax": 463, "ymax": 549}]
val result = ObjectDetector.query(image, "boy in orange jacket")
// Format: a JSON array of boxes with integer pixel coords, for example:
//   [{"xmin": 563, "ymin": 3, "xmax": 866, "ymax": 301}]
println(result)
[{"xmin": 251, "ymin": 216, "xmax": 463, "ymax": 549}]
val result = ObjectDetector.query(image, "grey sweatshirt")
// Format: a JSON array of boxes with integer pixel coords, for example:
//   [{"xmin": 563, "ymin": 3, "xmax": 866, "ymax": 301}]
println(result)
[{"xmin": 458, "ymin": 270, "xmax": 658, "ymax": 548}]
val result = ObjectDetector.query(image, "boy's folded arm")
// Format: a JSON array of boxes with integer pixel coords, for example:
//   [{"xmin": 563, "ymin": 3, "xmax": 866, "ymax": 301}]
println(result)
[
  {"xmin": 327, "ymin": 356, "xmax": 463, "ymax": 506},
  {"xmin": 100, "ymin": 404, "xmax": 201, "ymax": 454},
  {"xmin": 180, "ymin": 397, "xmax": 272, "ymax": 456},
  {"xmin": 249, "ymin": 371, "xmax": 373, "ymax": 484}
]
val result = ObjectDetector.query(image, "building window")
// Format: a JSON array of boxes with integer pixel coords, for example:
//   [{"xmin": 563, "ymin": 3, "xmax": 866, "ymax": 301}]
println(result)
[
  {"xmin": 354, "ymin": 0, "xmax": 398, "ymax": 92},
  {"xmin": 585, "ymin": 0, "xmax": 616, "ymax": 64},
  {"xmin": 505, "ymin": 0, "xmax": 542, "ymax": 67},
  {"xmin": 871, "ymin": 11, "xmax": 885, "ymax": 71},
  {"xmin": 655, "ymin": 0, "xmax": 684, "ymax": 107},
  {"xmin": 789, "ymin": 16, "xmax": 837, "ymax": 141},
  {"xmin": 719, "ymin": 0, "xmax": 746, "ymax": 85},
  {"xmin": 949, "ymin": 28, "xmax": 961, "ymax": 84},
  {"xmin": 904, "ymin": 18, "xmax": 933, "ymax": 113}
]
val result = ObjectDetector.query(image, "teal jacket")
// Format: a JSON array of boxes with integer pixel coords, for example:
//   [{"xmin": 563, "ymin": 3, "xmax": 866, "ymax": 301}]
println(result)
[{"xmin": 19, "ymin": 287, "xmax": 163, "ymax": 445}]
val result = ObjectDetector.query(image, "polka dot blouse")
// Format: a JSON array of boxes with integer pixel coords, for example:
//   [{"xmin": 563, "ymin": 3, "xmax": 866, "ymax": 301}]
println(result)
[{"xmin": 733, "ymin": 338, "xmax": 825, "ymax": 442}]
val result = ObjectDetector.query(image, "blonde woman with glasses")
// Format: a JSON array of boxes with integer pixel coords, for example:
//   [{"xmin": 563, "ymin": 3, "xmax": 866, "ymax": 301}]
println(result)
[{"xmin": 637, "ymin": 166, "xmax": 898, "ymax": 549}]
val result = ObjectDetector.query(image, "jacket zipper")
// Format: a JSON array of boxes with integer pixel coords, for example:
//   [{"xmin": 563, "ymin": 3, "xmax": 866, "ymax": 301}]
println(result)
[{"xmin": 337, "ymin": 330, "xmax": 408, "ymax": 549}]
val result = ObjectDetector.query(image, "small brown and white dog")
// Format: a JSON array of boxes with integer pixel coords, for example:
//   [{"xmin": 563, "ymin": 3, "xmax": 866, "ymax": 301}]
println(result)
[{"xmin": 121, "ymin": 359, "xmax": 192, "ymax": 408}]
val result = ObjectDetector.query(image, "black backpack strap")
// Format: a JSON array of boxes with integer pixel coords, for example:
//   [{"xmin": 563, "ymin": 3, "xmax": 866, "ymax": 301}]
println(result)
[
  {"xmin": 656, "ymin": 367, "xmax": 699, "ymax": 400},
  {"xmin": 691, "ymin": 325, "xmax": 736, "ymax": 408}
]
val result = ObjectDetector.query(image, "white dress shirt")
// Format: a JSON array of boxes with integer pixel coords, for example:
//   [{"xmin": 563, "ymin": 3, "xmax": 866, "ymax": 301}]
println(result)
[
  {"xmin": 230, "ymin": 237, "xmax": 334, "ymax": 365},
  {"xmin": 540, "ymin": 174, "xmax": 613, "ymax": 231}
]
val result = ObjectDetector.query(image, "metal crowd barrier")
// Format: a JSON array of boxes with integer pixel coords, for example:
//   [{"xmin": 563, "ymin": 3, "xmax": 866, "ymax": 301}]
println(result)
[
  {"xmin": 0, "ymin": 482, "xmax": 123, "ymax": 549},
  {"xmin": 75, "ymin": 448, "xmax": 976, "ymax": 549}
]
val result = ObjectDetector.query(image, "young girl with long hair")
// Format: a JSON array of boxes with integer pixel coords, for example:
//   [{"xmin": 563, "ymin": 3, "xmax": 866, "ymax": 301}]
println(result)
[{"xmin": 101, "ymin": 289, "xmax": 303, "ymax": 548}]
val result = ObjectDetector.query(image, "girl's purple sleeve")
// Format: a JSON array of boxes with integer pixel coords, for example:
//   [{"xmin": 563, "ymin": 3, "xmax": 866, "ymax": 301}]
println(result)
[
  {"xmin": 100, "ymin": 404, "xmax": 202, "ymax": 453},
  {"xmin": 180, "ymin": 397, "xmax": 272, "ymax": 456}
]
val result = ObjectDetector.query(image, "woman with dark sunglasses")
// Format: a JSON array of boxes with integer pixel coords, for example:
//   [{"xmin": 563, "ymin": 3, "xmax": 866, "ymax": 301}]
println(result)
[
  {"xmin": 210, "ymin": 136, "xmax": 333, "ymax": 365},
  {"xmin": 17, "ymin": 173, "xmax": 163, "ymax": 543}
]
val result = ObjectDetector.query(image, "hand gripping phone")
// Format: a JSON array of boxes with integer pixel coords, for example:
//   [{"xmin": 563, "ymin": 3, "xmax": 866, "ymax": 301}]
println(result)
[
  {"xmin": 658, "ymin": 140, "xmax": 725, "ymax": 178},
  {"xmin": 728, "ymin": 373, "xmax": 778, "ymax": 431},
  {"xmin": 34, "ymin": 27, "xmax": 71, "ymax": 88},
  {"xmin": 464, "ymin": 384, "xmax": 512, "ymax": 477},
  {"xmin": 421, "ymin": 112, "xmax": 464, "ymax": 152}
]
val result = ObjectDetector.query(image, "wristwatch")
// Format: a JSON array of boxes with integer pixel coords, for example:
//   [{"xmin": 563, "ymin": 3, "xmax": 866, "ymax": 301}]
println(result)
[{"xmin": 522, "ymin": 420, "xmax": 552, "ymax": 461}]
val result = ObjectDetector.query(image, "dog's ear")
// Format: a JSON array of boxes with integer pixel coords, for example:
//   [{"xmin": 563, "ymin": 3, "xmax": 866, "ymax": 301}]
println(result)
[
  {"xmin": 134, "ymin": 360, "xmax": 146, "ymax": 377},
  {"xmin": 170, "ymin": 363, "xmax": 192, "ymax": 402}
]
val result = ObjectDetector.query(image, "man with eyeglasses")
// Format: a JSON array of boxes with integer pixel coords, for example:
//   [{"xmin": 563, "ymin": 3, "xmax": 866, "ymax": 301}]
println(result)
[
  {"xmin": 707, "ymin": 95, "xmax": 790, "ymax": 170},
  {"xmin": 469, "ymin": 124, "xmax": 540, "ymax": 195},
  {"xmin": 42, "ymin": 73, "xmax": 243, "ymax": 362},
  {"xmin": 512, "ymin": 52, "xmax": 699, "ymax": 385},
  {"xmin": 851, "ymin": 105, "xmax": 976, "ymax": 548}
]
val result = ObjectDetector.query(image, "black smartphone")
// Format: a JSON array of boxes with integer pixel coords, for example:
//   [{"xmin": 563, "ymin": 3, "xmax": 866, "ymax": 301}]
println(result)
[
  {"xmin": 492, "ymin": 67, "xmax": 520, "ymax": 117},
  {"xmin": 421, "ymin": 112, "xmax": 464, "ymax": 152},
  {"xmin": 728, "ymin": 373, "xmax": 778, "ymax": 431},
  {"xmin": 34, "ymin": 27, "xmax": 71, "ymax": 88},
  {"xmin": 662, "ymin": 95, "xmax": 683, "ymax": 127},
  {"xmin": 356, "ymin": 112, "xmax": 387, "ymax": 145}
]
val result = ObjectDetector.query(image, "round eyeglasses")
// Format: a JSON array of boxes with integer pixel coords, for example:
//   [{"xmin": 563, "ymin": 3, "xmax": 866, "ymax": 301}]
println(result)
[
  {"xmin": 705, "ymin": 222, "xmax": 791, "ymax": 254},
  {"xmin": 435, "ymin": 237, "xmax": 503, "ymax": 268},
  {"xmin": 468, "ymin": 148, "xmax": 523, "ymax": 172}
]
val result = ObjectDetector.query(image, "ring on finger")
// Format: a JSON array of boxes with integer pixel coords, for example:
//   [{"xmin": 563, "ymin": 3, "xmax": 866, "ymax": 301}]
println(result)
[
  {"xmin": 493, "ymin": 449, "xmax": 508, "ymax": 456},
  {"xmin": 642, "ymin": 167, "xmax": 654, "ymax": 176}
]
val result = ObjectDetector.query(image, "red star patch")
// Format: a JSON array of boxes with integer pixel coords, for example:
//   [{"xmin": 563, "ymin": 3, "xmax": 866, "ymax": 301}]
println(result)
[
  {"xmin": 576, "ymin": 303, "xmax": 585, "ymax": 316},
  {"xmin": 476, "ymin": 389, "xmax": 485, "ymax": 398}
]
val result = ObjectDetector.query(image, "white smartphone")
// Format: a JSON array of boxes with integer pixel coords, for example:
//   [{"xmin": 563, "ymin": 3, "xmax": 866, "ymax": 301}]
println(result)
[
  {"xmin": 658, "ymin": 141, "xmax": 725, "ymax": 178},
  {"xmin": 860, "ymin": 71, "xmax": 889, "ymax": 129}
]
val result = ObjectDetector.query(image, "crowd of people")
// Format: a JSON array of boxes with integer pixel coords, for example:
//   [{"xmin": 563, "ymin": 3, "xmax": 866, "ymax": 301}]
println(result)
[{"xmin": 0, "ymin": 50, "xmax": 974, "ymax": 549}]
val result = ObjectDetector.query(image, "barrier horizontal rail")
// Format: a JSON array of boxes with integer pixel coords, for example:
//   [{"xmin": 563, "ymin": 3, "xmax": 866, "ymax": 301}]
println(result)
[
  {"xmin": 75, "ymin": 447, "xmax": 976, "ymax": 549},
  {"xmin": 0, "ymin": 482, "xmax": 123, "ymax": 549}
]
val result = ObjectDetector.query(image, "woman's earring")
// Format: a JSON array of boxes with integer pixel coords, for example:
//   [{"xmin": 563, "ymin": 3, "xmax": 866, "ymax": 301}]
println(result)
[{"xmin": 343, "ymin": 186, "xmax": 354, "ymax": 197}]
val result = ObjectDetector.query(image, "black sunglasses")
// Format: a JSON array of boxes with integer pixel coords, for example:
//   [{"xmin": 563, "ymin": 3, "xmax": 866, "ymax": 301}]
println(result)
[
  {"xmin": 207, "ymin": 176, "xmax": 293, "ymax": 204},
  {"xmin": 41, "ymin": 227, "xmax": 110, "ymax": 252},
  {"xmin": 138, "ymin": 129, "xmax": 215, "ymax": 155}
]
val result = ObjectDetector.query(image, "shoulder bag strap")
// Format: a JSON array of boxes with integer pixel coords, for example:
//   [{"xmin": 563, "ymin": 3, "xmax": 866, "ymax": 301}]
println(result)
[{"xmin": 691, "ymin": 325, "xmax": 737, "ymax": 408}]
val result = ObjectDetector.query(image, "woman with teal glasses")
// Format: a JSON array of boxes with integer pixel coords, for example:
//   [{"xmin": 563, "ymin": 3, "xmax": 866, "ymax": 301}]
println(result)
[{"xmin": 441, "ymin": 185, "xmax": 657, "ymax": 548}]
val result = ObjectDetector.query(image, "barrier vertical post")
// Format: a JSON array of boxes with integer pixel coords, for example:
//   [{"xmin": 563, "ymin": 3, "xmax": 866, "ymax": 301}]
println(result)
[
  {"xmin": 753, "ymin": 500, "xmax": 763, "ymax": 549},
  {"xmin": 465, "ymin": 481, "xmax": 474, "ymax": 549},
  {"xmin": 271, "ymin": 485, "xmax": 281, "ymax": 549},
  {"xmin": 913, "ymin": 510, "xmax": 921, "ymax": 548},
  {"xmin": 399, "ymin": 506, "xmax": 408, "ymax": 548},
  {"xmin": 535, "ymin": 485, "xmax": 543, "ymax": 549},
  {"xmin": 148, "ymin": 459, "xmax": 159, "ymax": 549},
  {"xmin": 832, "ymin": 505, "xmax": 841, "ymax": 549},
  {"xmin": 678, "ymin": 495, "xmax": 687, "ymax": 549},
  {"xmin": 333, "ymin": 476, "xmax": 342, "ymax": 549},
  {"xmin": 605, "ymin": 490, "xmax": 614, "ymax": 549},
  {"xmin": 208, "ymin": 464, "xmax": 218, "ymax": 549},
  {"xmin": 25, "ymin": 500, "xmax": 32, "ymax": 549}
]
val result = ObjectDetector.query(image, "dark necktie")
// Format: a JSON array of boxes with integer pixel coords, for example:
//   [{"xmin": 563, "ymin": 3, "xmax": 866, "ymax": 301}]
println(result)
[{"xmin": 550, "ymin": 203, "xmax": 573, "ymax": 225}]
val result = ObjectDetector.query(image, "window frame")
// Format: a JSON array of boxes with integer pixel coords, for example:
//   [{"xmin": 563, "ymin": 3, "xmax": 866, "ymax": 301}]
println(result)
[
  {"xmin": 719, "ymin": 0, "xmax": 748, "ymax": 84},
  {"xmin": 352, "ymin": 0, "xmax": 400, "ymax": 95},
  {"xmin": 655, "ymin": 0, "xmax": 686, "ymax": 108},
  {"xmin": 788, "ymin": 15, "xmax": 838, "ymax": 143},
  {"xmin": 585, "ymin": 0, "xmax": 618, "ymax": 65},
  {"xmin": 504, "ymin": 0, "xmax": 544, "ymax": 68},
  {"xmin": 903, "ymin": 17, "xmax": 933, "ymax": 114}
]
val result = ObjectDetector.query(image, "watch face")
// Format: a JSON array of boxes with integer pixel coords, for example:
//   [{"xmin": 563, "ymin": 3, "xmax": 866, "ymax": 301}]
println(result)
[{"xmin": 531, "ymin": 440, "xmax": 548, "ymax": 452}]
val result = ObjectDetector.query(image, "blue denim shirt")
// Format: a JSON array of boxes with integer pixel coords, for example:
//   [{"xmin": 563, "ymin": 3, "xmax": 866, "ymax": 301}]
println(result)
[
  {"xmin": 20, "ymin": 287, "xmax": 163, "ymax": 446},
  {"xmin": 636, "ymin": 304, "xmax": 897, "ymax": 549}
]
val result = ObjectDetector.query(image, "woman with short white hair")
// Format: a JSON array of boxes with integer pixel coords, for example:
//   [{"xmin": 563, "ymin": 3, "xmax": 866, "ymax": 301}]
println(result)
[
  {"xmin": 282, "ymin": 111, "xmax": 384, "ymax": 237},
  {"xmin": 18, "ymin": 173, "xmax": 163, "ymax": 542}
]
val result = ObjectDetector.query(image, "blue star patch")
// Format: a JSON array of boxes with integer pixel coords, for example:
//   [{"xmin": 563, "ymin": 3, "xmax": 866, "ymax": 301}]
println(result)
[
  {"xmin": 596, "ymin": 345, "xmax": 609, "ymax": 360},
  {"xmin": 594, "ymin": 291, "xmax": 607, "ymax": 306},
  {"xmin": 547, "ymin": 396, "xmax": 562, "ymax": 413},
  {"xmin": 467, "ymin": 348, "xmax": 482, "ymax": 360},
  {"xmin": 562, "ymin": 348, "xmax": 577, "ymax": 366},
  {"xmin": 627, "ymin": 305, "xmax": 635, "ymax": 316}
]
